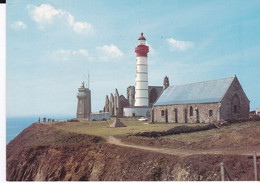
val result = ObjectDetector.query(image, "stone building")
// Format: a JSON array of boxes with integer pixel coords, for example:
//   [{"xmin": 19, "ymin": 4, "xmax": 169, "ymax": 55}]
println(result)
[
  {"xmin": 77, "ymin": 82, "xmax": 91, "ymax": 119},
  {"xmin": 152, "ymin": 76, "xmax": 250, "ymax": 123},
  {"xmin": 103, "ymin": 78, "xmax": 168, "ymax": 117}
]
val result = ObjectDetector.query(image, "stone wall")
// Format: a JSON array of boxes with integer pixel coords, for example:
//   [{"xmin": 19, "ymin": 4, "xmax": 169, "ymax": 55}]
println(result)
[
  {"xmin": 148, "ymin": 86, "xmax": 163, "ymax": 106},
  {"xmin": 152, "ymin": 103, "xmax": 220, "ymax": 123},
  {"xmin": 220, "ymin": 77, "xmax": 250, "ymax": 119}
]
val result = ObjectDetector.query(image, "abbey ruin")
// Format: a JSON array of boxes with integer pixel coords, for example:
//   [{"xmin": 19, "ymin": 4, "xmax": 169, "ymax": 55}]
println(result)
[{"xmin": 103, "ymin": 76, "xmax": 169, "ymax": 117}]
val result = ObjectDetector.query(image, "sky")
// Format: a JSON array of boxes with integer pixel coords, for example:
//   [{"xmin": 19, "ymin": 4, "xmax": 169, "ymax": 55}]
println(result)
[{"xmin": 6, "ymin": 0, "xmax": 260, "ymax": 117}]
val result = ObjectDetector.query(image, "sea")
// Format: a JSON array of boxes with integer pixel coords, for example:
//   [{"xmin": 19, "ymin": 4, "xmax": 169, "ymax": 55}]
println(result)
[{"xmin": 6, "ymin": 115, "xmax": 74, "ymax": 145}]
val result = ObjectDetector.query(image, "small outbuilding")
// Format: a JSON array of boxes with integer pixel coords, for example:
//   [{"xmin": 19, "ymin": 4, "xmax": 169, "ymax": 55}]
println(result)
[{"xmin": 152, "ymin": 76, "xmax": 250, "ymax": 123}]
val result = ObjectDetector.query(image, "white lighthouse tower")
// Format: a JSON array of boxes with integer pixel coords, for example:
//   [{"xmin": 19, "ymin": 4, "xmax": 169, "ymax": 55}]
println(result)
[
  {"xmin": 135, "ymin": 33, "xmax": 149, "ymax": 106},
  {"xmin": 123, "ymin": 33, "xmax": 152, "ymax": 117}
]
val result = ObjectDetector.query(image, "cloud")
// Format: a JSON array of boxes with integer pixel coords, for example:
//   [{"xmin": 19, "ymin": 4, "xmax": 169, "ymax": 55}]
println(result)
[
  {"xmin": 50, "ymin": 45, "xmax": 123, "ymax": 62},
  {"xmin": 96, "ymin": 45, "xmax": 124, "ymax": 61},
  {"xmin": 11, "ymin": 21, "xmax": 26, "ymax": 30},
  {"xmin": 166, "ymin": 38, "xmax": 194, "ymax": 51},
  {"xmin": 27, "ymin": 4, "xmax": 94, "ymax": 34},
  {"xmin": 50, "ymin": 49, "xmax": 93, "ymax": 62},
  {"xmin": 67, "ymin": 14, "xmax": 93, "ymax": 34}
]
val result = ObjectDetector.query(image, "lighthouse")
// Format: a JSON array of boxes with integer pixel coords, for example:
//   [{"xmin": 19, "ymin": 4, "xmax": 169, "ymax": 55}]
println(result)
[
  {"xmin": 135, "ymin": 33, "xmax": 149, "ymax": 106},
  {"xmin": 76, "ymin": 81, "xmax": 91, "ymax": 120},
  {"xmin": 123, "ymin": 33, "xmax": 152, "ymax": 117}
]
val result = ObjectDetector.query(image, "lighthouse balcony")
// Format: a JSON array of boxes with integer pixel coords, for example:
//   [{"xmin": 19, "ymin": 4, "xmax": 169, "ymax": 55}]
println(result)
[{"xmin": 135, "ymin": 45, "xmax": 149, "ymax": 53}]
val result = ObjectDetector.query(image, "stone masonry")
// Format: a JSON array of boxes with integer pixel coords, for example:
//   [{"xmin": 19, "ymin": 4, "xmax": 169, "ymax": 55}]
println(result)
[{"xmin": 152, "ymin": 76, "xmax": 249, "ymax": 123}]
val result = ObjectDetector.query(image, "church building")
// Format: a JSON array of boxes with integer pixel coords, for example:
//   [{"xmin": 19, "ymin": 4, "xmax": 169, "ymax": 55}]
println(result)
[{"xmin": 152, "ymin": 76, "xmax": 250, "ymax": 123}]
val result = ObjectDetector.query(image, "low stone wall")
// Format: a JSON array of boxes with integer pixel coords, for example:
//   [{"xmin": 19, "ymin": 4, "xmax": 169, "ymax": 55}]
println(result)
[
  {"xmin": 132, "ymin": 117, "xmax": 260, "ymax": 138},
  {"xmin": 133, "ymin": 124, "xmax": 217, "ymax": 138}
]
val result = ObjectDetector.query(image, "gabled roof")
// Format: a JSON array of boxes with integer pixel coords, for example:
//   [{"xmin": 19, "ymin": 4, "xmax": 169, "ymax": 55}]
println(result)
[{"xmin": 154, "ymin": 77, "xmax": 235, "ymax": 106}]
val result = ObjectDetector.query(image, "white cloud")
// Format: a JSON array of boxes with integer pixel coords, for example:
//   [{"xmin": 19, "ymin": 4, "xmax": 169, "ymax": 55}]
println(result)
[
  {"xmin": 96, "ymin": 45, "xmax": 124, "ymax": 61},
  {"xmin": 51, "ymin": 49, "xmax": 93, "ymax": 62},
  {"xmin": 72, "ymin": 21, "xmax": 93, "ymax": 34},
  {"xmin": 27, "ymin": 4, "xmax": 63, "ymax": 24},
  {"xmin": 27, "ymin": 4, "xmax": 94, "ymax": 34},
  {"xmin": 11, "ymin": 21, "xmax": 26, "ymax": 30},
  {"xmin": 50, "ymin": 45, "xmax": 123, "ymax": 62},
  {"xmin": 166, "ymin": 38, "xmax": 194, "ymax": 51}
]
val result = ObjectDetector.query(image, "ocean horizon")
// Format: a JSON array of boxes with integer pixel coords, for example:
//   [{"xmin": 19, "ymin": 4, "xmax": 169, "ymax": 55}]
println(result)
[{"xmin": 6, "ymin": 115, "xmax": 75, "ymax": 144}]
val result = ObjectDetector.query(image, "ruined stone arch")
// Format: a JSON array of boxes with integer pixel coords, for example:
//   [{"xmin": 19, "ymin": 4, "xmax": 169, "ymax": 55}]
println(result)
[{"xmin": 149, "ymin": 88, "xmax": 158, "ymax": 105}]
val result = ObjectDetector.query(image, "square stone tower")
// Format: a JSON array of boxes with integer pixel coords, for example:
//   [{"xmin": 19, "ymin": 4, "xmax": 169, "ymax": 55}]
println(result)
[{"xmin": 77, "ymin": 82, "xmax": 91, "ymax": 120}]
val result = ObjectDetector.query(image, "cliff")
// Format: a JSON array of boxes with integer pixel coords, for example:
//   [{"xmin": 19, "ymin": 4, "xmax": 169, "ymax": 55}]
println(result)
[{"xmin": 7, "ymin": 122, "xmax": 257, "ymax": 181}]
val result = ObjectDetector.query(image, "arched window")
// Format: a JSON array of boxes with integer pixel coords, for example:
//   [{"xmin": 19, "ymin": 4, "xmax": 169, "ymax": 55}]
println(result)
[
  {"xmin": 190, "ymin": 106, "xmax": 193, "ymax": 116},
  {"xmin": 161, "ymin": 110, "xmax": 164, "ymax": 116},
  {"xmin": 232, "ymin": 94, "xmax": 240, "ymax": 114},
  {"xmin": 209, "ymin": 110, "xmax": 213, "ymax": 117}
]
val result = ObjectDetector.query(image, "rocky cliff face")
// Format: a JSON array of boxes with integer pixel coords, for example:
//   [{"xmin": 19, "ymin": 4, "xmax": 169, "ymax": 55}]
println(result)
[{"xmin": 7, "ymin": 123, "xmax": 256, "ymax": 181}]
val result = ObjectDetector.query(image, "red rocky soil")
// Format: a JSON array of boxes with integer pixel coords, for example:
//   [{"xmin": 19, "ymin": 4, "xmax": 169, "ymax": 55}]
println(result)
[{"xmin": 6, "ymin": 122, "xmax": 260, "ymax": 181}]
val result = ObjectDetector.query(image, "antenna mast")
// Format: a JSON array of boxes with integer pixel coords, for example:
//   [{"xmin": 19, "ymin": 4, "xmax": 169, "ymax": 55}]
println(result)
[{"xmin": 88, "ymin": 71, "xmax": 90, "ymax": 89}]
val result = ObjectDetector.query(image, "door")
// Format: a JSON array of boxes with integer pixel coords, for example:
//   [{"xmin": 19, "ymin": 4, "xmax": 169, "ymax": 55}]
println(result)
[
  {"xmin": 165, "ymin": 109, "xmax": 168, "ymax": 123},
  {"xmin": 196, "ymin": 108, "xmax": 200, "ymax": 123},
  {"xmin": 174, "ymin": 109, "xmax": 178, "ymax": 123},
  {"xmin": 184, "ymin": 108, "xmax": 188, "ymax": 123}
]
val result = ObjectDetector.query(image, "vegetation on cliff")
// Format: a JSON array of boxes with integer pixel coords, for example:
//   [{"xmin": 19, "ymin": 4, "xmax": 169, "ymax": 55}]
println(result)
[{"xmin": 6, "ymin": 120, "xmax": 260, "ymax": 181}]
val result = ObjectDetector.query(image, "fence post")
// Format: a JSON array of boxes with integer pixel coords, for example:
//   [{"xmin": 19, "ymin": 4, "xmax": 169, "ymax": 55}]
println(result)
[
  {"xmin": 254, "ymin": 151, "xmax": 258, "ymax": 181},
  {"xmin": 220, "ymin": 163, "xmax": 225, "ymax": 181},
  {"xmin": 224, "ymin": 164, "xmax": 233, "ymax": 181}
]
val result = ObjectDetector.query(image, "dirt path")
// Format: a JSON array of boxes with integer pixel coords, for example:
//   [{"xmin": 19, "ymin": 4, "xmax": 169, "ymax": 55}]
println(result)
[{"xmin": 107, "ymin": 136, "xmax": 253, "ymax": 157}]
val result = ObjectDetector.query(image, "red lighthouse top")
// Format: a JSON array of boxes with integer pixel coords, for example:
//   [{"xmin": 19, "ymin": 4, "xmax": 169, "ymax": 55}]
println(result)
[
  {"xmin": 138, "ymin": 33, "xmax": 146, "ymax": 40},
  {"xmin": 135, "ymin": 33, "xmax": 149, "ymax": 57}
]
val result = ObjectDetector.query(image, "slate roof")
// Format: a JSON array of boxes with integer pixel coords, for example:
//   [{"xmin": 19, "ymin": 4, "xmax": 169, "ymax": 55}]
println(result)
[{"xmin": 154, "ymin": 77, "xmax": 235, "ymax": 106}]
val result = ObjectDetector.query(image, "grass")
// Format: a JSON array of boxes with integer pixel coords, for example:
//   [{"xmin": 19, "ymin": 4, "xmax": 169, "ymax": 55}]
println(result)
[
  {"xmin": 48, "ymin": 120, "xmax": 205, "ymax": 139},
  {"xmin": 46, "ymin": 120, "xmax": 260, "ymax": 147},
  {"xmin": 163, "ymin": 121, "xmax": 260, "ymax": 143}
]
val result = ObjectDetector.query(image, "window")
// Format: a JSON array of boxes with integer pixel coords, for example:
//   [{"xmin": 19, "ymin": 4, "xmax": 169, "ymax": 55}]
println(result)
[
  {"xmin": 161, "ymin": 110, "xmax": 164, "ymax": 116},
  {"xmin": 234, "ymin": 105, "xmax": 237, "ymax": 113},
  {"xmin": 231, "ymin": 94, "xmax": 240, "ymax": 114},
  {"xmin": 190, "ymin": 106, "xmax": 193, "ymax": 116},
  {"xmin": 132, "ymin": 112, "xmax": 136, "ymax": 117},
  {"xmin": 174, "ymin": 108, "xmax": 178, "ymax": 123},
  {"xmin": 209, "ymin": 110, "xmax": 213, "ymax": 117}
]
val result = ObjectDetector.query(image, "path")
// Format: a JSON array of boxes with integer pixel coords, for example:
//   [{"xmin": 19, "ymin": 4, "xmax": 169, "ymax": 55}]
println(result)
[{"xmin": 107, "ymin": 136, "xmax": 253, "ymax": 157}]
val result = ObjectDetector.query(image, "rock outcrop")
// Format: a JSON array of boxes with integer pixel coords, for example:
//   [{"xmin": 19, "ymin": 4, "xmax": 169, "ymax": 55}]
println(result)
[{"xmin": 6, "ymin": 123, "xmax": 257, "ymax": 181}]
